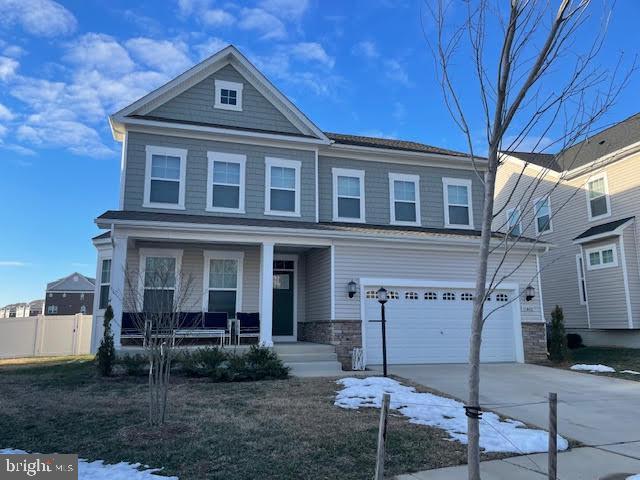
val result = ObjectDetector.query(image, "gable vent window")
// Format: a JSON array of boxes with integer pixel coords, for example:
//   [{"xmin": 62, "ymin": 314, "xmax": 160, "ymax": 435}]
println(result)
[
  {"xmin": 424, "ymin": 291, "xmax": 437, "ymax": 300},
  {"xmin": 461, "ymin": 293, "xmax": 474, "ymax": 301},
  {"xmin": 214, "ymin": 80, "xmax": 243, "ymax": 112},
  {"xmin": 405, "ymin": 291, "xmax": 418, "ymax": 300},
  {"xmin": 366, "ymin": 290, "xmax": 377, "ymax": 299},
  {"xmin": 496, "ymin": 293, "xmax": 508, "ymax": 302},
  {"xmin": 442, "ymin": 292, "xmax": 456, "ymax": 301}
]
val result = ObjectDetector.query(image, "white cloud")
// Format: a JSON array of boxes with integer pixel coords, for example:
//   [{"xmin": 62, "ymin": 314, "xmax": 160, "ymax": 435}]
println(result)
[
  {"xmin": 392, "ymin": 102, "xmax": 406, "ymax": 122},
  {"xmin": 239, "ymin": 8, "xmax": 286, "ymax": 40},
  {"xmin": 290, "ymin": 42, "xmax": 334, "ymax": 68},
  {"xmin": 3, "ymin": 45, "xmax": 24, "ymax": 58},
  {"xmin": 0, "ymin": 0, "xmax": 76, "ymax": 37},
  {"xmin": 0, "ymin": 261, "xmax": 29, "ymax": 267},
  {"xmin": 0, "ymin": 103, "xmax": 14, "ymax": 120},
  {"xmin": 65, "ymin": 33, "xmax": 135, "ymax": 76},
  {"xmin": 176, "ymin": 0, "xmax": 211, "ymax": 16},
  {"xmin": 360, "ymin": 130, "xmax": 398, "ymax": 139},
  {"xmin": 0, "ymin": 143, "xmax": 36, "ymax": 156},
  {"xmin": 385, "ymin": 59, "xmax": 410, "ymax": 86},
  {"xmin": 202, "ymin": 9, "xmax": 235, "ymax": 27},
  {"xmin": 0, "ymin": 56, "xmax": 19, "ymax": 81},
  {"xmin": 353, "ymin": 40, "xmax": 379, "ymax": 59},
  {"xmin": 502, "ymin": 134, "xmax": 554, "ymax": 152},
  {"xmin": 126, "ymin": 38, "xmax": 193, "ymax": 76},
  {"xmin": 259, "ymin": 0, "xmax": 309, "ymax": 20},
  {"xmin": 194, "ymin": 37, "xmax": 229, "ymax": 60}
]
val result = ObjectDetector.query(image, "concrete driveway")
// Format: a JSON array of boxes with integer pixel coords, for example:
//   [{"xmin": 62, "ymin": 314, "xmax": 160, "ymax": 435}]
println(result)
[{"xmin": 384, "ymin": 363, "xmax": 640, "ymax": 446}]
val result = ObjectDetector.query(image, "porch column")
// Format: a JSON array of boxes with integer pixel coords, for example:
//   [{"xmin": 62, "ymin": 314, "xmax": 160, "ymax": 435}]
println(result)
[
  {"xmin": 259, "ymin": 241, "xmax": 274, "ymax": 346},
  {"xmin": 110, "ymin": 233, "xmax": 128, "ymax": 349}
]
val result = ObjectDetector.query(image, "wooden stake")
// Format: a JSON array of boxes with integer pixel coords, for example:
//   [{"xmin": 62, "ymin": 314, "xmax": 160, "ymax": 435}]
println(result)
[
  {"xmin": 375, "ymin": 393, "xmax": 391, "ymax": 480},
  {"xmin": 548, "ymin": 392, "xmax": 558, "ymax": 480}
]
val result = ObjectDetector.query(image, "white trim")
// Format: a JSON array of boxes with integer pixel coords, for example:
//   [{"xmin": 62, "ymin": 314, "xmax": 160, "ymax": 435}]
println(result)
[
  {"xmin": 143, "ymin": 145, "xmax": 188, "ymax": 210},
  {"xmin": 506, "ymin": 207, "xmax": 522, "ymax": 236},
  {"xmin": 330, "ymin": 243, "xmax": 336, "ymax": 320},
  {"xmin": 618, "ymin": 235, "xmax": 634, "ymax": 328},
  {"xmin": 259, "ymin": 242, "xmax": 274, "ymax": 346},
  {"xmin": 533, "ymin": 196, "xmax": 553, "ymax": 235},
  {"xmin": 389, "ymin": 173, "xmax": 421, "ymax": 226},
  {"xmin": 214, "ymin": 79, "xmax": 243, "ymax": 111},
  {"xmin": 206, "ymin": 151, "xmax": 246, "ymax": 213},
  {"xmin": 202, "ymin": 250, "xmax": 244, "ymax": 317},
  {"xmin": 442, "ymin": 177, "xmax": 474, "ymax": 229},
  {"xmin": 358, "ymin": 278, "xmax": 524, "ymax": 365},
  {"xmin": 138, "ymin": 248, "xmax": 183, "ymax": 308},
  {"xmin": 586, "ymin": 171, "xmax": 611, "ymax": 222},
  {"xmin": 118, "ymin": 131, "xmax": 128, "ymax": 209},
  {"xmin": 273, "ymin": 253, "xmax": 298, "ymax": 342},
  {"xmin": 264, "ymin": 157, "xmax": 301, "ymax": 217},
  {"xmin": 332, "ymin": 168, "xmax": 366, "ymax": 223},
  {"xmin": 98, "ymin": 256, "xmax": 113, "ymax": 312},
  {"xmin": 578, "ymin": 245, "xmax": 592, "ymax": 328},
  {"xmin": 575, "ymin": 253, "xmax": 587, "ymax": 306},
  {"xmin": 314, "ymin": 148, "xmax": 319, "ymax": 223},
  {"xmin": 535, "ymin": 254, "xmax": 546, "ymax": 323},
  {"xmin": 585, "ymin": 243, "xmax": 618, "ymax": 270}
]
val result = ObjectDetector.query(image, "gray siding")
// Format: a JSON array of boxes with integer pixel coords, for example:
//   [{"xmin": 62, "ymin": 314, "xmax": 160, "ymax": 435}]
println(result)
[
  {"xmin": 124, "ymin": 131, "xmax": 316, "ymax": 221},
  {"xmin": 623, "ymin": 226, "xmax": 640, "ymax": 327},
  {"xmin": 304, "ymin": 247, "xmax": 332, "ymax": 322},
  {"xmin": 149, "ymin": 64, "xmax": 302, "ymax": 135},
  {"xmin": 318, "ymin": 155, "xmax": 484, "ymax": 228}
]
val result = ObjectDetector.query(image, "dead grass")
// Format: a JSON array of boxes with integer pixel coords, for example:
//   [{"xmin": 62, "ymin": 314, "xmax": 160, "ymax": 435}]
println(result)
[
  {"xmin": 0, "ymin": 355, "xmax": 94, "ymax": 367},
  {"xmin": 0, "ymin": 360, "xmax": 506, "ymax": 479}
]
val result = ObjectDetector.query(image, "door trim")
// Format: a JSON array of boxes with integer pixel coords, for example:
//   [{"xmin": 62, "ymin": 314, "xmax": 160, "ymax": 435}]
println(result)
[{"xmin": 273, "ymin": 254, "xmax": 298, "ymax": 342}]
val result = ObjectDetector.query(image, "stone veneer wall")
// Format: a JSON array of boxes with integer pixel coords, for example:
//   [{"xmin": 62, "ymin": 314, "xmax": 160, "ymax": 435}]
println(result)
[
  {"xmin": 298, "ymin": 320, "xmax": 362, "ymax": 370},
  {"xmin": 521, "ymin": 322, "xmax": 548, "ymax": 363}
]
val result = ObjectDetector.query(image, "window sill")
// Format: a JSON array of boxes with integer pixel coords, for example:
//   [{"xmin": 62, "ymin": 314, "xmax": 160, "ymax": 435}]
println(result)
[
  {"xmin": 206, "ymin": 207, "xmax": 246, "ymax": 214},
  {"xmin": 214, "ymin": 102, "xmax": 242, "ymax": 112},
  {"xmin": 391, "ymin": 220, "xmax": 421, "ymax": 227},
  {"xmin": 444, "ymin": 223, "xmax": 475, "ymax": 230},
  {"xmin": 265, "ymin": 210, "xmax": 301, "ymax": 218},
  {"xmin": 142, "ymin": 202, "xmax": 186, "ymax": 210},
  {"xmin": 588, "ymin": 212, "xmax": 611, "ymax": 222},
  {"xmin": 332, "ymin": 216, "xmax": 366, "ymax": 224},
  {"xmin": 587, "ymin": 263, "xmax": 617, "ymax": 271}
]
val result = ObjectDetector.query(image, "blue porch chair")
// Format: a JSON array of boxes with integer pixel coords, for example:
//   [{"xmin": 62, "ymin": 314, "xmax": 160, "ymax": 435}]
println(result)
[{"xmin": 236, "ymin": 312, "xmax": 260, "ymax": 345}]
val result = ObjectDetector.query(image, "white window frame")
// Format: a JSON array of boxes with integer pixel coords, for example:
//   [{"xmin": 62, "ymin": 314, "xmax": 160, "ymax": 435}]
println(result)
[
  {"xmin": 202, "ymin": 250, "xmax": 244, "ymax": 317},
  {"xmin": 575, "ymin": 253, "xmax": 587, "ymax": 305},
  {"xmin": 389, "ymin": 173, "xmax": 421, "ymax": 226},
  {"xmin": 533, "ymin": 196, "xmax": 553, "ymax": 235},
  {"xmin": 585, "ymin": 243, "xmax": 618, "ymax": 271},
  {"xmin": 442, "ymin": 177, "xmax": 474, "ymax": 229},
  {"xmin": 332, "ymin": 168, "xmax": 366, "ymax": 223},
  {"xmin": 214, "ymin": 79, "xmax": 243, "ymax": 112},
  {"xmin": 138, "ymin": 248, "xmax": 183, "ymax": 309},
  {"xmin": 264, "ymin": 157, "xmax": 301, "ymax": 217},
  {"xmin": 47, "ymin": 305, "xmax": 58, "ymax": 314},
  {"xmin": 143, "ymin": 145, "xmax": 187, "ymax": 210},
  {"xmin": 506, "ymin": 207, "xmax": 522, "ymax": 236},
  {"xmin": 585, "ymin": 172, "xmax": 611, "ymax": 222},
  {"xmin": 206, "ymin": 151, "xmax": 246, "ymax": 214},
  {"xmin": 98, "ymin": 256, "xmax": 112, "ymax": 311}
]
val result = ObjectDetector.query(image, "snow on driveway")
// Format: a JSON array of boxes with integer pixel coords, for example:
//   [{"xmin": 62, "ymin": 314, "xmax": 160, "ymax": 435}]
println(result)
[
  {"xmin": 335, "ymin": 377, "xmax": 569, "ymax": 454},
  {"xmin": 570, "ymin": 364, "xmax": 615, "ymax": 373},
  {"xmin": 621, "ymin": 370, "xmax": 640, "ymax": 375},
  {"xmin": 0, "ymin": 449, "xmax": 178, "ymax": 479}
]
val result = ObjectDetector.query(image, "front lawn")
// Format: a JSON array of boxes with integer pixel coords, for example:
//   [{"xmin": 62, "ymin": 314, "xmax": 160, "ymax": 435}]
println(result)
[
  {"xmin": 566, "ymin": 347, "xmax": 640, "ymax": 381},
  {"xmin": 0, "ymin": 358, "xmax": 499, "ymax": 479}
]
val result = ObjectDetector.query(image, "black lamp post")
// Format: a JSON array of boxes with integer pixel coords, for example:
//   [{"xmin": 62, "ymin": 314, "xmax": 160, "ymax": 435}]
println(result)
[{"xmin": 376, "ymin": 286, "xmax": 389, "ymax": 377}]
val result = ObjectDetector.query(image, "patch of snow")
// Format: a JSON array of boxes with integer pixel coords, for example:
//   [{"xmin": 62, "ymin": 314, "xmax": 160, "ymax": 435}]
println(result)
[
  {"xmin": 335, "ymin": 377, "xmax": 568, "ymax": 454},
  {"xmin": 0, "ymin": 449, "xmax": 178, "ymax": 479},
  {"xmin": 626, "ymin": 475, "xmax": 640, "ymax": 480},
  {"xmin": 621, "ymin": 370, "xmax": 640, "ymax": 375},
  {"xmin": 570, "ymin": 364, "xmax": 615, "ymax": 373}
]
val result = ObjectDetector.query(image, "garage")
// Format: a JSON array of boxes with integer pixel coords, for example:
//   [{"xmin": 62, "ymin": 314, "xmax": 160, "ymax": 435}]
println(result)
[{"xmin": 362, "ymin": 284, "xmax": 521, "ymax": 365}]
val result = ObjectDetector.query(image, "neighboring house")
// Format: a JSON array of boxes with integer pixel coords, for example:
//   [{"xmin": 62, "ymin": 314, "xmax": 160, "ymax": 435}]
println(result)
[
  {"xmin": 28, "ymin": 299, "xmax": 45, "ymax": 316},
  {"xmin": 45, "ymin": 273, "xmax": 95, "ymax": 315},
  {"xmin": 0, "ymin": 304, "xmax": 18, "ymax": 318},
  {"xmin": 90, "ymin": 45, "xmax": 547, "ymax": 369},
  {"xmin": 495, "ymin": 113, "xmax": 640, "ymax": 347},
  {"xmin": 0, "ymin": 300, "xmax": 43, "ymax": 318}
]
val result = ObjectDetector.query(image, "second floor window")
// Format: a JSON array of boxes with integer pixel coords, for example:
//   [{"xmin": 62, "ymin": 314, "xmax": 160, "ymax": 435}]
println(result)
[
  {"xmin": 265, "ymin": 157, "xmax": 301, "ymax": 216},
  {"xmin": 99, "ymin": 258, "xmax": 111, "ymax": 310},
  {"xmin": 587, "ymin": 173, "xmax": 610, "ymax": 220},
  {"xmin": 389, "ymin": 173, "xmax": 420, "ymax": 226},
  {"xmin": 443, "ymin": 178, "xmax": 473, "ymax": 229},
  {"xmin": 207, "ymin": 152, "xmax": 246, "ymax": 213},
  {"xmin": 332, "ymin": 168, "xmax": 365, "ymax": 222},
  {"xmin": 47, "ymin": 305, "xmax": 58, "ymax": 314},
  {"xmin": 534, "ymin": 197, "xmax": 552, "ymax": 234},
  {"xmin": 144, "ymin": 146, "xmax": 187, "ymax": 209},
  {"xmin": 506, "ymin": 207, "xmax": 522, "ymax": 236}
]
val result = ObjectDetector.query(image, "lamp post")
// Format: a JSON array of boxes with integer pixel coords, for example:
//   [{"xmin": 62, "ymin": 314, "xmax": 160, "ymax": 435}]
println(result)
[{"xmin": 376, "ymin": 287, "xmax": 388, "ymax": 377}]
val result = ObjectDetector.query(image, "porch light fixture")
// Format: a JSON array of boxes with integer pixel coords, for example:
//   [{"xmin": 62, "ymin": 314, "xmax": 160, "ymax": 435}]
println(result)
[
  {"xmin": 525, "ymin": 284, "xmax": 535, "ymax": 302},
  {"xmin": 347, "ymin": 280, "xmax": 358, "ymax": 298}
]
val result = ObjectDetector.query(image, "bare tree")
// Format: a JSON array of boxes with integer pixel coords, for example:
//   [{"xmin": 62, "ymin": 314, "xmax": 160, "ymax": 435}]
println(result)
[
  {"xmin": 122, "ymin": 259, "xmax": 198, "ymax": 427},
  {"xmin": 424, "ymin": 1, "xmax": 634, "ymax": 478}
]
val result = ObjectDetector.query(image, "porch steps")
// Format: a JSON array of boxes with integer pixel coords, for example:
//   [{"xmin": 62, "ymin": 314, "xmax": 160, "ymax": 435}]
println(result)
[{"xmin": 273, "ymin": 342, "xmax": 344, "ymax": 377}]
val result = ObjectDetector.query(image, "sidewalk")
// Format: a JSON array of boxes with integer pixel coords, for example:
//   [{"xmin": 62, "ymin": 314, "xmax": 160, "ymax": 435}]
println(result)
[{"xmin": 396, "ymin": 443, "xmax": 640, "ymax": 480}]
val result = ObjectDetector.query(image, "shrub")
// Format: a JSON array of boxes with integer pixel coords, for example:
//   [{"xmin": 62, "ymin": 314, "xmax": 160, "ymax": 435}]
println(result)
[
  {"xmin": 118, "ymin": 353, "xmax": 149, "ymax": 376},
  {"xmin": 243, "ymin": 345, "xmax": 290, "ymax": 380},
  {"xmin": 96, "ymin": 306, "xmax": 116, "ymax": 376},
  {"xmin": 548, "ymin": 305, "xmax": 569, "ymax": 363},
  {"xmin": 567, "ymin": 333, "xmax": 584, "ymax": 350},
  {"xmin": 178, "ymin": 347, "xmax": 227, "ymax": 377}
]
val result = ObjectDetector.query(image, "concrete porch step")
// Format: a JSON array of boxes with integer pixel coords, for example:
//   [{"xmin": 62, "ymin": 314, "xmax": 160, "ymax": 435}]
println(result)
[
  {"xmin": 286, "ymin": 360, "xmax": 346, "ymax": 377},
  {"xmin": 278, "ymin": 351, "xmax": 339, "ymax": 363},
  {"xmin": 272, "ymin": 342, "xmax": 336, "ymax": 354}
]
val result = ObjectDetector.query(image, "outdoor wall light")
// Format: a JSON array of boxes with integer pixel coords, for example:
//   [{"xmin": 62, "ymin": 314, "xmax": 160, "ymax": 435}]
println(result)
[
  {"xmin": 347, "ymin": 280, "xmax": 358, "ymax": 298},
  {"xmin": 525, "ymin": 284, "xmax": 535, "ymax": 301}
]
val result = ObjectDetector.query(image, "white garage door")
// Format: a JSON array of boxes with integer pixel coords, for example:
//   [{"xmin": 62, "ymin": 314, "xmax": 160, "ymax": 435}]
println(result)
[{"xmin": 364, "ymin": 286, "xmax": 518, "ymax": 364}]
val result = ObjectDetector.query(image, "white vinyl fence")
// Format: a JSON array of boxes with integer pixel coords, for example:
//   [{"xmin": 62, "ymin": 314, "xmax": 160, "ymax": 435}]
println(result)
[{"xmin": 0, "ymin": 314, "xmax": 93, "ymax": 359}]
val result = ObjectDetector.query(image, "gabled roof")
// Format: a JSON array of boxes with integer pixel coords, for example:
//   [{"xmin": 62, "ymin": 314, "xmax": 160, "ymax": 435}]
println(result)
[
  {"xmin": 573, "ymin": 216, "xmax": 635, "ymax": 243},
  {"xmin": 503, "ymin": 152, "xmax": 561, "ymax": 172},
  {"xmin": 111, "ymin": 45, "xmax": 328, "ymax": 142},
  {"xmin": 46, "ymin": 272, "xmax": 95, "ymax": 292}
]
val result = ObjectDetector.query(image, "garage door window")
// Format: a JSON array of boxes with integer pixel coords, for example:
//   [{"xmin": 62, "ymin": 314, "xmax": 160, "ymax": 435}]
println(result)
[
  {"xmin": 496, "ymin": 293, "xmax": 508, "ymax": 302},
  {"xmin": 442, "ymin": 292, "xmax": 456, "ymax": 301},
  {"xmin": 424, "ymin": 291, "xmax": 437, "ymax": 300},
  {"xmin": 388, "ymin": 291, "xmax": 399, "ymax": 300},
  {"xmin": 365, "ymin": 290, "xmax": 377, "ymax": 299},
  {"xmin": 461, "ymin": 292, "xmax": 474, "ymax": 301},
  {"xmin": 405, "ymin": 291, "xmax": 419, "ymax": 300}
]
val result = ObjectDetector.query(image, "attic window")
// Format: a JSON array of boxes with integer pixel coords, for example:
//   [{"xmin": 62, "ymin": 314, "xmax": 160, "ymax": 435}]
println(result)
[{"xmin": 215, "ymin": 79, "xmax": 243, "ymax": 112}]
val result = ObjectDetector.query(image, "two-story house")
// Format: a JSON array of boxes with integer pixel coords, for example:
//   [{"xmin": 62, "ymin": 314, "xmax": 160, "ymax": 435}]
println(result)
[
  {"xmin": 90, "ymin": 45, "xmax": 547, "ymax": 369},
  {"xmin": 495, "ymin": 113, "xmax": 640, "ymax": 348},
  {"xmin": 45, "ymin": 272, "xmax": 95, "ymax": 315}
]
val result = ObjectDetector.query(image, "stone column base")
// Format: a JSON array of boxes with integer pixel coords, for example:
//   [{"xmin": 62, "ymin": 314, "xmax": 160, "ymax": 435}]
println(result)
[
  {"xmin": 522, "ymin": 322, "xmax": 548, "ymax": 363},
  {"xmin": 298, "ymin": 320, "xmax": 362, "ymax": 370}
]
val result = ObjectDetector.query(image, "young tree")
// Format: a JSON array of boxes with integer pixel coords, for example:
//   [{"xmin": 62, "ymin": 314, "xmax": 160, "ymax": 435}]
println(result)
[
  {"xmin": 549, "ymin": 305, "xmax": 569, "ymax": 362},
  {"xmin": 96, "ymin": 305, "xmax": 115, "ymax": 376},
  {"xmin": 425, "ymin": 1, "xmax": 634, "ymax": 478}
]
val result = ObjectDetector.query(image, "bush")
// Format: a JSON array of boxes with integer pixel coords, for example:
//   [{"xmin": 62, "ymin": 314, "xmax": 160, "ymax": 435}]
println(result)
[
  {"xmin": 118, "ymin": 353, "xmax": 149, "ymax": 376},
  {"xmin": 567, "ymin": 333, "xmax": 584, "ymax": 350},
  {"xmin": 178, "ymin": 347, "xmax": 227, "ymax": 377},
  {"xmin": 96, "ymin": 306, "xmax": 116, "ymax": 376},
  {"xmin": 548, "ymin": 305, "xmax": 569, "ymax": 363},
  {"xmin": 243, "ymin": 345, "xmax": 290, "ymax": 380}
]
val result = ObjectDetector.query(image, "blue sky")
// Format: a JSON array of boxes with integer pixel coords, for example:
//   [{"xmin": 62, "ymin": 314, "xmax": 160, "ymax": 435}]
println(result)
[{"xmin": 0, "ymin": 0, "xmax": 638, "ymax": 305}]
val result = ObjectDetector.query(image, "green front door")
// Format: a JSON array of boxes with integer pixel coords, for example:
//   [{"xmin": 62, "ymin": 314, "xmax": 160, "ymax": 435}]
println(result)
[{"xmin": 272, "ymin": 271, "xmax": 294, "ymax": 336}]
